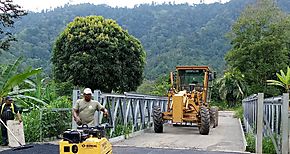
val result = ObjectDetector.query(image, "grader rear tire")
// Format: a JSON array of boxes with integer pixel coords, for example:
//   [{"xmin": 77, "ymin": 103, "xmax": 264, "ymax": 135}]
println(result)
[
  {"xmin": 153, "ymin": 106, "xmax": 163, "ymax": 133},
  {"xmin": 199, "ymin": 106, "xmax": 210, "ymax": 135},
  {"xmin": 210, "ymin": 106, "xmax": 219, "ymax": 128}
]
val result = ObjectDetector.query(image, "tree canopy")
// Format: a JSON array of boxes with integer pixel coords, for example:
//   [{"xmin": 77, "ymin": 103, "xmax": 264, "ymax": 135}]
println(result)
[
  {"xmin": 225, "ymin": 0, "xmax": 290, "ymax": 94},
  {"xmin": 0, "ymin": 1, "xmax": 26, "ymax": 51},
  {"xmin": 52, "ymin": 16, "xmax": 146, "ymax": 93},
  {"xmin": 0, "ymin": 0, "xmax": 258, "ymax": 79},
  {"xmin": 0, "ymin": 0, "xmax": 289, "ymax": 82}
]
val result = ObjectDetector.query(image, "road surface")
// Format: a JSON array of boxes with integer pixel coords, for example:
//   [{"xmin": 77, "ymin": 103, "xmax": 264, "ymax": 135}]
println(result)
[
  {"xmin": 114, "ymin": 111, "xmax": 245, "ymax": 153},
  {"xmin": 0, "ymin": 111, "xmax": 246, "ymax": 154}
]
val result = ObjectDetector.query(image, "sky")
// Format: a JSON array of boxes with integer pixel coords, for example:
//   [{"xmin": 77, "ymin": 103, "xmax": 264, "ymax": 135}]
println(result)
[{"xmin": 13, "ymin": 0, "xmax": 231, "ymax": 12}]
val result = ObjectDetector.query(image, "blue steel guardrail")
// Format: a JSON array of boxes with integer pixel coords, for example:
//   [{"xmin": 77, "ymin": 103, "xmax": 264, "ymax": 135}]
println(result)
[
  {"xmin": 72, "ymin": 90, "xmax": 169, "ymax": 137},
  {"xmin": 242, "ymin": 93, "xmax": 289, "ymax": 154}
]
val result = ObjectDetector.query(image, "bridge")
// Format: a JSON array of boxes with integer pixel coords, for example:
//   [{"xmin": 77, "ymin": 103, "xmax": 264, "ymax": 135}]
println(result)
[
  {"xmin": 1, "ymin": 90, "xmax": 289, "ymax": 154},
  {"xmin": 73, "ymin": 90, "xmax": 247, "ymax": 154}
]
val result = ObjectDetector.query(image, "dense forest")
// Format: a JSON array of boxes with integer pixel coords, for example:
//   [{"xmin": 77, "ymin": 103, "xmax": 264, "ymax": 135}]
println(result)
[
  {"xmin": 0, "ymin": 0, "xmax": 288, "ymax": 147},
  {"xmin": 1, "ymin": 0, "xmax": 290, "ymax": 80}
]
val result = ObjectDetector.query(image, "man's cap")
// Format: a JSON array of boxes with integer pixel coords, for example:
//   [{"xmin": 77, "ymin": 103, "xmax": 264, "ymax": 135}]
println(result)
[
  {"xmin": 83, "ymin": 88, "xmax": 93, "ymax": 95},
  {"xmin": 5, "ymin": 96, "xmax": 13, "ymax": 101}
]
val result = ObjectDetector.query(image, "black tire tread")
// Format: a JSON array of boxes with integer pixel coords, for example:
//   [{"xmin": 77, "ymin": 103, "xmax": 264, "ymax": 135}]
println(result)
[
  {"xmin": 210, "ymin": 106, "xmax": 219, "ymax": 128},
  {"xmin": 199, "ymin": 106, "xmax": 210, "ymax": 135},
  {"xmin": 153, "ymin": 106, "xmax": 163, "ymax": 133}
]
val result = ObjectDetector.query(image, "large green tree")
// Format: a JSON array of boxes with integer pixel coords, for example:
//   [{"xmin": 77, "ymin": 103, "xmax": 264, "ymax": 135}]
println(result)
[
  {"xmin": 225, "ymin": 0, "xmax": 290, "ymax": 94},
  {"xmin": 0, "ymin": 0, "xmax": 26, "ymax": 51},
  {"xmin": 52, "ymin": 16, "xmax": 146, "ymax": 93}
]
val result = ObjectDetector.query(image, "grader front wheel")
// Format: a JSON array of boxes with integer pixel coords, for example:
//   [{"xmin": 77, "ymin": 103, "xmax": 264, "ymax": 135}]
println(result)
[
  {"xmin": 153, "ymin": 106, "xmax": 163, "ymax": 133},
  {"xmin": 199, "ymin": 106, "xmax": 210, "ymax": 135}
]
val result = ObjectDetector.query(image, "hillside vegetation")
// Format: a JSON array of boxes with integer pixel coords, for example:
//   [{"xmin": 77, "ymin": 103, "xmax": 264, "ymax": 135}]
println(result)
[{"xmin": 1, "ymin": 0, "xmax": 290, "ymax": 80}]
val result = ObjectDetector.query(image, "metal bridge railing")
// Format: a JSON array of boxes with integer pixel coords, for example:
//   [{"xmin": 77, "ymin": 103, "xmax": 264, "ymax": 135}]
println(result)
[
  {"xmin": 72, "ymin": 90, "xmax": 168, "ymax": 137},
  {"xmin": 242, "ymin": 93, "xmax": 289, "ymax": 154}
]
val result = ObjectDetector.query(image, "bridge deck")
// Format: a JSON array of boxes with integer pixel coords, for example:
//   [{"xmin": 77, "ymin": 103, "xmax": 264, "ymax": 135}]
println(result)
[{"xmin": 113, "ymin": 111, "xmax": 245, "ymax": 153}]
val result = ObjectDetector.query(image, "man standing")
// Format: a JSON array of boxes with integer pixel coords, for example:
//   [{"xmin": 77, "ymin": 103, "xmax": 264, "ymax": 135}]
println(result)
[
  {"xmin": 0, "ymin": 96, "xmax": 22, "ymax": 146},
  {"xmin": 73, "ymin": 88, "xmax": 108, "ymax": 127}
]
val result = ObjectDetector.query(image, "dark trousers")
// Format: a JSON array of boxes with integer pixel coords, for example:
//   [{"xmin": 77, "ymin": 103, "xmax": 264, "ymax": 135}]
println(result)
[{"xmin": 1, "ymin": 120, "xmax": 8, "ymax": 145}]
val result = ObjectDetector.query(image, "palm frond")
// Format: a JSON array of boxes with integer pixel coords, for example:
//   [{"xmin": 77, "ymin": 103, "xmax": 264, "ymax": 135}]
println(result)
[
  {"xmin": 8, "ymin": 88, "xmax": 36, "ymax": 95},
  {"xmin": 0, "ymin": 68, "xmax": 41, "ymax": 97},
  {"xmin": 280, "ymin": 69, "xmax": 286, "ymax": 78},
  {"xmin": 267, "ymin": 79, "xmax": 285, "ymax": 88},
  {"xmin": 276, "ymin": 73, "xmax": 286, "ymax": 84},
  {"xmin": 286, "ymin": 67, "xmax": 290, "ymax": 85},
  {"xmin": 1, "ymin": 57, "xmax": 23, "ymax": 84},
  {"xmin": 24, "ymin": 79, "xmax": 36, "ymax": 87},
  {"xmin": 13, "ymin": 94, "xmax": 47, "ymax": 107}
]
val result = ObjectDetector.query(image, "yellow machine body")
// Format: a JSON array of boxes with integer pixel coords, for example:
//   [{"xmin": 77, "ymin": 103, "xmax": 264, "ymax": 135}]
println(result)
[
  {"xmin": 59, "ymin": 136, "xmax": 112, "ymax": 154},
  {"xmin": 163, "ymin": 66, "xmax": 213, "ymax": 124},
  {"xmin": 153, "ymin": 66, "xmax": 217, "ymax": 134}
]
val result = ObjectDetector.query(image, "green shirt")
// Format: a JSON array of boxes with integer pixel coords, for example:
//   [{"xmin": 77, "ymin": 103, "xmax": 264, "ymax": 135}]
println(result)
[{"xmin": 73, "ymin": 99, "xmax": 104, "ymax": 126}]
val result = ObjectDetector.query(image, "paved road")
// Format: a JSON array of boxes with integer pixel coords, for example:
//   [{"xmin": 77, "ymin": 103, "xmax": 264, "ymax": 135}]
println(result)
[
  {"xmin": 113, "ymin": 146, "xmax": 246, "ymax": 154},
  {"xmin": 0, "ymin": 144, "xmax": 246, "ymax": 154},
  {"xmin": 114, "ymin": 111, "xmax": 245, "ymax": 153},
  {"xmin": 0, "ymin": 111, "xmax": 246, "ymax": 154}
]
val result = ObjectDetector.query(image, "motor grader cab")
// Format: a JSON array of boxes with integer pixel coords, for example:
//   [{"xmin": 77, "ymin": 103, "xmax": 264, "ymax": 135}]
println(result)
[{"xmin": 153, "ymin": 66, "xmax": 218, "ymax": 135}]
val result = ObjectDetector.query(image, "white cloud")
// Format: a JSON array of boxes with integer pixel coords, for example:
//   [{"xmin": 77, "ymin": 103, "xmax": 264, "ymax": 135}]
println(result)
[{"xmin": 13, "ymin": 0, "xmax": 230, "ymax": 12}]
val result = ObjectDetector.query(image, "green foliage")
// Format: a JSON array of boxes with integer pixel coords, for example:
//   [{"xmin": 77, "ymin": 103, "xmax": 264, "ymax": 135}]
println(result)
[
  {"xmin": 245, "ymin": 132, "xmax": 276, "ymax": 154},
  {"xmin": 267, "ymin": 66, "xmax": 290, "ymax": 93},
  {"xmin": 226, "ymin": 0, "xmax": 290, "ymax": 94},
  {"xmin": 137, "ymin": 75, "xmax": 170, "ymax": 96},
  {"xmin": 234, "ymin": 105, "xmax": 243, "ymax": 119},
  {"xmin": 124, "ymin": 123, "xmax": 133, "ymax": 138},
  {"xmin": 217, "ymin": 69, "xmax": 247, "ymax": 107},
  {"xmin": 211, "ymin": 100, "xmax": 242, "ymax": 111},
  {"xmin": 41, "ymin": 109, "xmax": 72, "ymax": 140},
  {"xmin": 55, "ymin": 81, "xmax": 74, "ymax": 97},
  {"xmin": 245, "ymin": 132, "xmax": 255, "ymax": 153},
  {"xmin": 151, "ymin": 75, "xmax": 171, "ymax": 96},
  {"xmin": 22, "ymin": 108, "xmax": 72, "ymax": 142},
  {"xmin": 7, "ymin": 73, "xmax": 73, "ymax": 109},
  {"xmin": 210, "ymin": 80, "xmax": 222, "ymax": 103},
  {"xmin": 22, "ymin": 109, "xmax": 41, "ymax": 142},
  {"xmin": 52, "ymin": 16, "xmax": 146, "ymax": 93},
  {"xmin": 210, "ymin": 101, "xmax": 229, "ymax": 111},
  {"xmin": 0, "ymin": 1, "xmax": 27, "ymax": 51},
  {"xmin": 262, "ymin": 136, "xmax": 276, "ymax": 154},
  {"xmin": 0, "ymin": 1, "xmax": 290, "ymax": 80},
  {"xmin": 136, "ymin": 80, "xmax": 155, "ymax": 94},
  {"xmin": 0, "ymin": 0, "xmax": 259, "ymax": 80},
  {"xmin": 47, "ymin": 96, "xmax": 72, "ymax": 108},
  {"xmin": 0, "ymin": 57, "xmax": 41, "ymax": 102}
]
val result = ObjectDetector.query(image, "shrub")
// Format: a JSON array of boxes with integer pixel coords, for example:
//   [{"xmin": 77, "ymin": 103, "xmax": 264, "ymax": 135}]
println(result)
[{"xmin": 245, "ymin": 132, "xmax": 276, "ymax": 154}]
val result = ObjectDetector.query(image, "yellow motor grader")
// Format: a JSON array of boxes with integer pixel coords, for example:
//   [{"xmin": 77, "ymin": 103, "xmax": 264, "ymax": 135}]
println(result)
[{"xmin": 153, "ymin": 66, "xmax": 218, "ymax": 135}]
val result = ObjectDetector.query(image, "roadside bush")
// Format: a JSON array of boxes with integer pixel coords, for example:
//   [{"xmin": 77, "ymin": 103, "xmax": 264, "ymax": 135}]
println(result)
[
  {"xmin": 210, "ymin": 101, "xmax": 230, "ymax": 110},
  {"xmin": 245, "ymin": 132, "xmax": 276, "ymax": 154},
  {"xmin": 23, "ymin": 109, "xmax": 41, "ymax": 142},
  {"xmin": 234, "ymin": 106, "xmax": 243, "ymax": 119}
]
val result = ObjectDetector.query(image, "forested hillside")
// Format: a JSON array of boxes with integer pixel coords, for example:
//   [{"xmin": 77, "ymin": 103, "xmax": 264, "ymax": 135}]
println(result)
[{"xmin": 1, "ymin": 0, "xmax": 290, "ymax": 79}]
